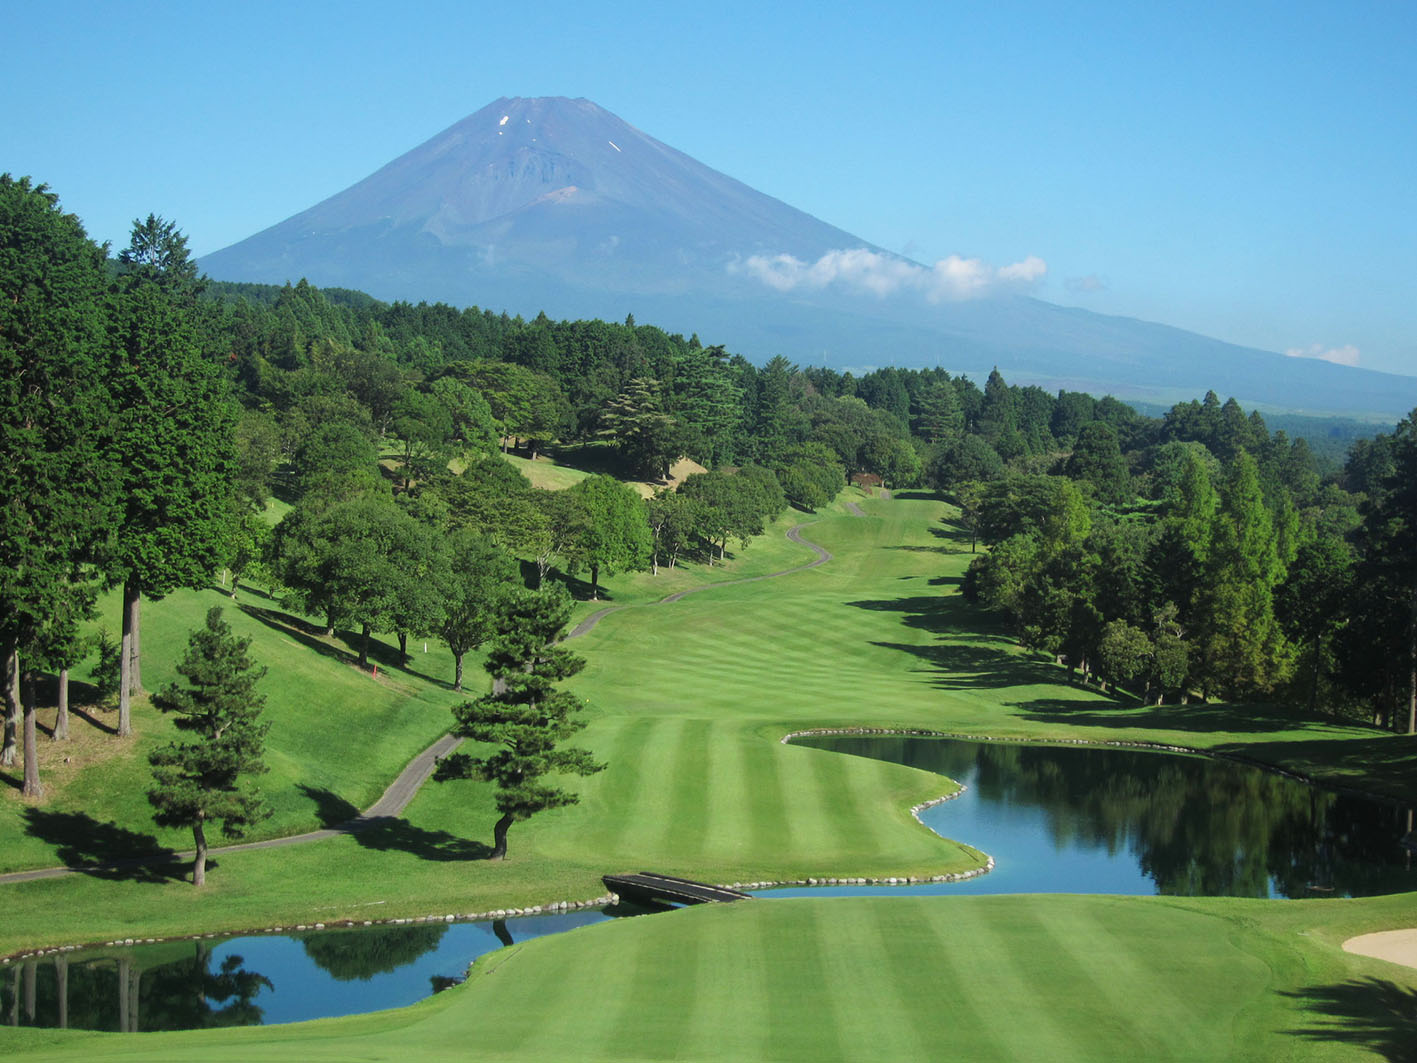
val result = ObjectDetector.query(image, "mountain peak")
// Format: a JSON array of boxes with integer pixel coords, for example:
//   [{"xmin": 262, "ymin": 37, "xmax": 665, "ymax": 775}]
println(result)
[
  {"xmin": 199, "ymin": 97, "xmax": 1417, "ymax": 416},
  {"xmin": 201, "ymin": 94, "xmax": 872, "ymax": 301}
]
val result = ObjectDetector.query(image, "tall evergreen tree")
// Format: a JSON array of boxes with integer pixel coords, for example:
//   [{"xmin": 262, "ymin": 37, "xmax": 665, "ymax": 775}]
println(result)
[
  {"xmin": 0, "ymin": 175, "xmax": 116, "ymax": 792},
  {"xmin": 1342, "ymin": 411, "xmax": 1417, "ymax": 732},
  {"xmin": 107, "ymin": 216, "xmax": 237, "ymax": 736},
  {"xmin": 1196, "ymin": 452, "xmax": 1290, "ymax": 697}
]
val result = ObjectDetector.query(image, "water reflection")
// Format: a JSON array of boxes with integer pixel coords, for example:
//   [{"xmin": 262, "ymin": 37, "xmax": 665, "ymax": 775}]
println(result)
[
  {"xmin": 300, "ymin": 923, "xmax": 446, "ymax": 981},
  {"xmin": 788, "ymin": 735, "xmax": 1416, "ymax": 899},
  {"xmin": 2, "ymin": 907, "xmax": 611, "ymax": 1032},
  {"xmin": 1, "ymin": 944, "xmax": 269, "ymax": 1032}
]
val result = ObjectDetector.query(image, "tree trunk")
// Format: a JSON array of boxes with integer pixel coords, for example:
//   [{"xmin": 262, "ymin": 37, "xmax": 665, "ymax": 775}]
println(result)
[
  {"xmin": 1, "ymin": 645, "xmax": 17, "ymax": 768},
  {"xmin": 360, "ymin": 624, "xmax": 371, "ymax": 669},
  {"xmin": 22, "ymin": 959, "xmax": 35, "ymax": 1024},
  {"xmin": 1408, "ymin": 583, "xmax": 1417, "ymax": 736},
  {"xmin": 54, "ymin": 667, "xmax": 69, "ymax": 740},
  {"xmin": 324, "ymin": 610, "xmax": 336, "ymax": 639},
  {"xmin": 651, "ymin": 550, "xmax": 658, "ymax": 576},
  {"xmin": 590, "ymin": 564, "xmax": 600, "ymax": 601},
  {"xmin": 128, "ymin": 579, "xmax": 142, "ymax": 694},
  {"xmin": 117, "ymin": 956, "xmax": 130, "ymax": 1032},
  {"xmin": 21, "ymin": 670, "xmax": 42, "ymax": 797},
  {"xmin": 397, "ymin": 631, "xmax": 408, "ymax": 667},
  {"xmin": 192, "ymin": 820, "xmax": 208, "ymax": 887},
  {"xmin": 118, "ymin": 577, "xmax": 141, "ymax": 737},
  {"xmin": 55, "ymin": 954, "xmax": 68, "ymax": 1029},
  {"xmin": 453, "ymin": 652, "xmax": 465, "ymax": 692},
  {"xmin": 1309, "ymin": 635, "xmax": 1322, "ymax": 716},
  {"xmin": 489, "ymin": 811, "xmax": 514, "ymax": 860}
]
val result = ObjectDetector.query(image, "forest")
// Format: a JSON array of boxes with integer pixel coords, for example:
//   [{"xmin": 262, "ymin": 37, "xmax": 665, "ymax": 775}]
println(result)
[{"xmin": 4, "ymin": 173, "xmax": 1417, "ymax": 816}]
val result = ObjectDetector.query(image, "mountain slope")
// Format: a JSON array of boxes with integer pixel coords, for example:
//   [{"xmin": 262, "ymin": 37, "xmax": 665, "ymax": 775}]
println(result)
[{"xmin": 201, "ymin": 96, "xmax": 1417, "ymax": 417}]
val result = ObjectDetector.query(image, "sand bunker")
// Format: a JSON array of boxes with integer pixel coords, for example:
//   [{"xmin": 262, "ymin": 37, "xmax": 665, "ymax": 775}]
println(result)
[{"xmin": 1343, "ymin": 929, "xmax": 1417, "ymax": 970}]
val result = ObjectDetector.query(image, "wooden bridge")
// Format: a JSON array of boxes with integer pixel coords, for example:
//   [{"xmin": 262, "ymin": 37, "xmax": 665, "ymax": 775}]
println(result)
[{"xmin": 602, "ymin": 871, "xmax": 753, "ymax": 907}]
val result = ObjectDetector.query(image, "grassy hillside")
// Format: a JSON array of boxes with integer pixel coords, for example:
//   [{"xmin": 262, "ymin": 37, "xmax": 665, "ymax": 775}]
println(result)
[{"xmin": 0, "ymin": 582, "xmax": 462, "ymax": 873}]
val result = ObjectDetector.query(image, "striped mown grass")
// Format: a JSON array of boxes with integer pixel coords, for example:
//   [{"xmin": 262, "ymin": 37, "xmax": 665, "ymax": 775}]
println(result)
[
  {"xmin": 3, "ymin": 491, "xmax": 1416, "ymax": 1061},
  {"xmin": 7, "ymin": 893, "xmax": 1414, "ymax": 1061}
]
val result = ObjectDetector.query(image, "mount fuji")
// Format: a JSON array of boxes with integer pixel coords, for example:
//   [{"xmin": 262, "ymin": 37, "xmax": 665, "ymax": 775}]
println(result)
[{"xmin": 201, "ymin": 96, "xmax": 1417, "ymax": 417}]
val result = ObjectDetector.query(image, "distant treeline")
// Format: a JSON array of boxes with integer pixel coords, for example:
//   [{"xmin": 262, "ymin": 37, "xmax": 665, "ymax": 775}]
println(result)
[{"xmin": 5, "ymin": 167, "xmax": 1413, "ymax": 819}]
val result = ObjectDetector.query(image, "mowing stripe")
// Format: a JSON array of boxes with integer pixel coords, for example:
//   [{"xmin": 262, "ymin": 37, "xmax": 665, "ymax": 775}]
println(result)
[
  {"xmin": 759, "ymin": 903, "xmax": 848, "ymax": 1061},
  {"xmin": 701, "ymin": 719, "xmax": 747, "ymax": 861},
  {"xmin": 660, "ymin": 718, "xmax": 713, "ymax": 860},
  {"xmin": 744, "ymin": 728, "xmax": 796, "ymax": 857},
  {"xmin": 942, "ymin": 902, "xmax": 1078, "ymax": 1060}
]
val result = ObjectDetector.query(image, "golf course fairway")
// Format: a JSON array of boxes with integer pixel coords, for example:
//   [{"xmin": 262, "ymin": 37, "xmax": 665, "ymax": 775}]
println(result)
[{"xmin": 3, "ymin": 491, "xmax": 1416, "ymax": 1059}]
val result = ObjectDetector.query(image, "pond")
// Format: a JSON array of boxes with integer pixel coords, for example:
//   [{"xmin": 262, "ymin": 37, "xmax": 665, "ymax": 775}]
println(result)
[
  {"xmin": 770, "ymin": 734, "xmax": 1416, "ymax": 900},
  {"xmin": 6, "ymin": 736, "xmax": 1412, "ymax": 1031}
]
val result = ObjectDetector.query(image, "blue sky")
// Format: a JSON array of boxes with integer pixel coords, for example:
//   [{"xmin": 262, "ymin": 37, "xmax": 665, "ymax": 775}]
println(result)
[{"xmin": 5, "ymin": 1, "xmax": 1414, "ymax": 375}]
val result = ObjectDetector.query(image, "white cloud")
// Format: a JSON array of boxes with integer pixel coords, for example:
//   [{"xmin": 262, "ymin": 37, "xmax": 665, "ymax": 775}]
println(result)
[
  {"xmin": 1284, "ymin": 343, "xmax": 1360, "ymax": 367},
  {"xmin": 733, "ymin": 247, "xmax": 1046, "ymax": 302}
]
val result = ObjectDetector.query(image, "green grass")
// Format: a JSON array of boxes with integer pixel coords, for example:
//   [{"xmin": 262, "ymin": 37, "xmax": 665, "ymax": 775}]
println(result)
[
  {"xmin": 0, "ymin": 582, "xmax": 463, "ymax": 873},
  {"xmin": 3, "ymin": 489, "xmax": 1416, "ymax": 1059},
  {"xmin": 6, "ymin": 893, "xmax": 1415, "ymax": 1061},
  {"xmin": 500, "ymin": 450, "xmax": 592, "ymax": 490}
]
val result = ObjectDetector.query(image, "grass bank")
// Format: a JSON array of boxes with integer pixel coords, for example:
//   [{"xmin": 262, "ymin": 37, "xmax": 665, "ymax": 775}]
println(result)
[{"xmin": 6, "ymin": 892, "xmax": 1415, "ymax": 1061}]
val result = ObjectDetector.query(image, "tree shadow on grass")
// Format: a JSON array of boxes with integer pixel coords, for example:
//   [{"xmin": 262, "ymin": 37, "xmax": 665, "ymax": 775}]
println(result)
[
  {"xmin": 237, "ymin": 604, "xmax": 359, "ymax": 668},
  {"xmin": 847, "ymin": 592, "xmax": 1064, "ymax": 690},
  {"xmin": 848, "ymin": 592, "xmax": 1010, "ymax": 638},
  {"xmin": 1283, "ymin": 977, "xmax": 1417, "ymax": 1061},
  {"xmin": 297, "ymin": 785, "xmax": 492, "ymax": 862},
  {"xmin": 872, "ymin": 640, "xmax": 1064, "ymax": 690},
  {"xmin": 20, "ymin": 809, "xmax": 187, "ymax": 882},
  {"xmin": 1010, "ymin": 697, "xmax": 1320, "ymax": 736}
]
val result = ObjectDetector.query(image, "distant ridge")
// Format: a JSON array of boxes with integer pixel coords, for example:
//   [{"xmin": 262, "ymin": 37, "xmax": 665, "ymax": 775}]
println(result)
[{"xmin": 202, "ymin": 96, "xmax": 1417, "ymax": 418}]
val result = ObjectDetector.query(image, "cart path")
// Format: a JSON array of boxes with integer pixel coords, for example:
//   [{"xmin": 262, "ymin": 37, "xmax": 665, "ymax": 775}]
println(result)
[
  {"xmin": 1, "ymin": 517, "xmax": 851, "ymax": 885},
  {"xmin": 0, "ymin": 732, "xmax": 465, "ymax": 884}
]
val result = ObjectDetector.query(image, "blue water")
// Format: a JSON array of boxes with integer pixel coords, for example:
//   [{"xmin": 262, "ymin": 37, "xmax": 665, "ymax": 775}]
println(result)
[{"xmin": 763, "ymin": 735, "xmax": 1414, "ymax": 899}]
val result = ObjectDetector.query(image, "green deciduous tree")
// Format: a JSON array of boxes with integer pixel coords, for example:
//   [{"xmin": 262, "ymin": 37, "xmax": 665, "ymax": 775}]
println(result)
[
  {"xmin": 148, "ymin": 607, "xmax": 270, "ymax": 887},
  {"xmin": 566, "ymin": 475, "xmax": 652, "ymax": 599},
  {"xmin": 437, "ymin": 529, "xmax": 520, "ymax": 691},
  {"xmin": 270, "ymin": 496, "xmax": 437, "ymax": 667},
  {"xmin": 437, "ymin": 586, "xmax": 604, "ymax": 860},
  {"xmin": 645, "ymin": 489, "xmax": 701, "ymax": 574}
]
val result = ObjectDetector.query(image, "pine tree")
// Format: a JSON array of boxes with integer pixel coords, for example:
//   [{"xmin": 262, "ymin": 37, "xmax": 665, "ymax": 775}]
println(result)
[
  {"xmin": 437, "ymin": 586, "xmax": 603, "ymax": 860},
  {"xmin": 148, "ymin": 608, "xmax": 270, "ymax": 887}
]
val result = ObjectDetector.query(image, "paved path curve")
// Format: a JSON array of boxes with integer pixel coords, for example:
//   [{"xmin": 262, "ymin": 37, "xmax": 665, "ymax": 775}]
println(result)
[
  {"xmin": 0, "ymin": 733, "xmax": 465, "ymax": 885},
  {"xmin": 1, "ymin": 517, "xmax": 847, "ymax": 885}
]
